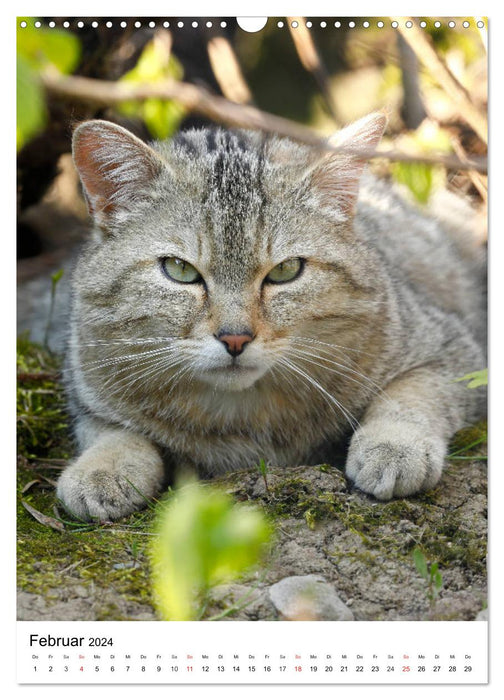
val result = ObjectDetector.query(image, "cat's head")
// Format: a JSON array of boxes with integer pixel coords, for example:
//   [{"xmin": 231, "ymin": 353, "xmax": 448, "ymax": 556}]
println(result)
[{"xmin": 72, "ymin": 114, "xmax": 385, "ymax": 393}]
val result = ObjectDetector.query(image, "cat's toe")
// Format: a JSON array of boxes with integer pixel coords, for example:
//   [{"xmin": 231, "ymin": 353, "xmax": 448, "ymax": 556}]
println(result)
[
  {"xmin": 345, "ymin": 423, "xmax": 445, "ymax": 500},
  {"xmin": 56, "ymin": 451, "xmax": 164, "ymax": 521}
]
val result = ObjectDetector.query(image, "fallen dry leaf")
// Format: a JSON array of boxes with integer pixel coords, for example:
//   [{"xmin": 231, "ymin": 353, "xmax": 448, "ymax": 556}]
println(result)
[{"xmin": 21, "ymin": 500, "xmax": 65, "ymax": 532}]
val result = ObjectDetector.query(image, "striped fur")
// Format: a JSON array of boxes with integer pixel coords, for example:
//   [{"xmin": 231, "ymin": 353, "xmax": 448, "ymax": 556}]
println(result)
[{"xmin": 56, "ymin": 115, "xmax": 486, "ymax": 520}]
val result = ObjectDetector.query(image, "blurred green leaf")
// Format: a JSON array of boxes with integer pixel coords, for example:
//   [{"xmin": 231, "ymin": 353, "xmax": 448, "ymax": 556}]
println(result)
[
  {"xmin": 51, "ymin": 269, "xmax": 64, "ymax": 287},
  {"xmin": 455, "ymin": 368, "xmax": 488, "ymax": 389},
  {"xmin": 393, "ymin": 161, "xmax": 434, "ymax": 204},
  {"xmin": 149, "ymin": 481, "xmax": 273, "ymax": 620},
  {"xmin": 392, "ymin": 120, "xmax": 452, "ymax": 204},
  {"xmin": 119, "ymin": 36, "xmax": 186, "ymax": 139},
  {"xmin": 17, "ymin": 55, "xmax": 47, "ymax": 150},
  {"xmin": 17, "ymin": 20, "xmax": 81, "ymax": 73},
  {"xmin": 412, "ymin": 547, "xmax": 429, "ymax": 580},
  {"xmin": 17, "ymin": 20, "xmax": 81, "ymax": 150}
]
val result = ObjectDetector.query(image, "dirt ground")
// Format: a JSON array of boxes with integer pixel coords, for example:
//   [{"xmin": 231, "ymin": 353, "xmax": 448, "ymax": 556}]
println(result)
[{"xmin": 17, "ymin": 449, "xmax": 487, "ymax": 622}]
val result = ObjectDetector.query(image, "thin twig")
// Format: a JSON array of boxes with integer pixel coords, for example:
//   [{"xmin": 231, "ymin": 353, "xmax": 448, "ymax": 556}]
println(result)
[
  {"xmin": 207, "ymin": 35, "xmax": 253, "ymax": 105},
  {"xmin": 393, "ymin": 17, "xmax": 487, "ymax": 144},
  {"xmin": 41, "ymin": 70, "xmax": 487, "ymax": 173},
  {"xmin": 17, "ymin": 371, "xmax": 60, "ymax": 382},
  {"xmin": 287, "ymin": 16, "xmax": 340, "ymax": 125},
  {"xmin": 450, "ymin": 135, "xmax": 487, "ymax": 203}
]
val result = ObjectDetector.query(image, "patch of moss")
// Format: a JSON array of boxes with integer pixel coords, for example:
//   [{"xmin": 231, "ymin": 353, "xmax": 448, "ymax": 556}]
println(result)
[
  {"xmin": 449, "ymin": 421, "xmax": 487, "ymax": 456},
  {"xmin": 17, "ymin": 454, "xmax": 159, "ymax": 615},
  {"xmin": 230, "ymin": 462, "xmax": 487, "ymax": 582},
  {"xmin": 17, "ymin": 334, "xmax": 71, "ymax": 459}
]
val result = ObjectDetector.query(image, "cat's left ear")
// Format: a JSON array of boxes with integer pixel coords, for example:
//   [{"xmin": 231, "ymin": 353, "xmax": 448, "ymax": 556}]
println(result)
[
  {"xmin": 309, "ymin": 112, "xmax": 387, "ymax": 220},
  {"xmin": 72, "ymin": 120, "xmax": 165, "ymax": 231}
]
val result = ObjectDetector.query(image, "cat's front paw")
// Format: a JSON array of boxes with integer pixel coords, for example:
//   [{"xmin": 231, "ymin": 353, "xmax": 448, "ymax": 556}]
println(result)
[
  {"xmin": 345, "ymin": 420, "xmax": 446, "ymax": 500},
  {"xmin": 56, "ymin": 434, "xmax": 165, "ymax": 521}
]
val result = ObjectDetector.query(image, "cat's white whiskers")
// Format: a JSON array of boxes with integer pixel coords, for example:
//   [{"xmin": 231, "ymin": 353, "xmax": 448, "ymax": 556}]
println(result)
[
  {"xmin": 278, "ymin": 357, "xmax": 363, "ymax": 440},
  {"xmin": 287, "ymin": 345, "xmax": 392, "ymax": 406},
  {"xmin": 291, "ymin": 335, "xmax": 377, "ymax": 360},
  {"xmin": 79, "ymin": 345, "xmax": 179, "ymax": 371},
  {"xmin": 70, "ymin": 336, "xmax": 178, "ymax": 348},
  {"xmin": 102, "ymin": 354, "xmax": 185, "ymax": 399}
]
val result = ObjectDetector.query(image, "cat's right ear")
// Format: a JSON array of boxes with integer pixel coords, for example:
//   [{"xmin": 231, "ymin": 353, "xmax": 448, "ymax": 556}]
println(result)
[{"xmin": 72, "ymin": 120, "xmax": 164, "ymax": 231}]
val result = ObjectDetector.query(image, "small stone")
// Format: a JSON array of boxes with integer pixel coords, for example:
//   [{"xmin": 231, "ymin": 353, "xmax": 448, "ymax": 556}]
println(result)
[
  {"xmin": 268, "ymin": 574, "xmax": 354, "ymax": 621},
  {"xmin": 476, "ymin": 608, "xmax": 488, "ymax": 621},
  {"xmin": 112, "ymin": 561, "xmax": 139, "ymax": 570}
]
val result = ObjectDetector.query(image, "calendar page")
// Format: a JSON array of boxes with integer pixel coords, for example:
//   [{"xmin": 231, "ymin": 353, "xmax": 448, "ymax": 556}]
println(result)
[{"xmin": 16, "ymin": 10, "xmax": 488, "ymax": 687}]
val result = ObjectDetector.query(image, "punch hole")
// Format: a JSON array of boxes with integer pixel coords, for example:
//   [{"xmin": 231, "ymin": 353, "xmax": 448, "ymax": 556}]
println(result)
[
  {"xmin": 420, "ymin": 21, "xmax": 427, "ymax": 28},
  {"xmin": 377, "ymin": 21, "xmax": 384, "ymax": 28},
  {"xmin": 236, "ymin": 17, "xmax": 267, "ymax": 32},
  {"xmin": 20, "ymin": 20, "xmax": 27, "ymax": 28},
  {"xmin": 349, "ymin": 21, "xmax": 355, "ymax": 28},
  {"xmin": 306, "ymin": 21, "xmax": 313, "ymax": 28}
]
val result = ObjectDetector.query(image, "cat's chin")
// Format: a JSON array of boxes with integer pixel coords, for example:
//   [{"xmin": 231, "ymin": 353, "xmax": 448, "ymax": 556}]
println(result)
[{"xmin": 197, "ymin": 365, "xmax": 266, "ymax": 392}]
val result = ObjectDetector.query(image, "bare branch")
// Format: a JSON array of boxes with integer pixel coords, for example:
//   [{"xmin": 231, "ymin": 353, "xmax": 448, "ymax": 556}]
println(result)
[
  {"xmin": 40, "ymin": 70, "xmax": 487, "ymax": 174},
  {"xmin": 287, "ymin": 16, "xmax": 340, "ymax": 125},
  {"xmin": 393, "ymin": 17, "xmax": 487, "ymax": 144},
  {"xmin": 207, "ymin": 36, "xmax": 253, "ymax": 105}
]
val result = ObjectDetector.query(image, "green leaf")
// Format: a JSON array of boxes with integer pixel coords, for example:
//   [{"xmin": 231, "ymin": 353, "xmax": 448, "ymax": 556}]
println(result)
[
  {"xmin": 392, "ymin": 161, "xmax": 434, "ymax": 204},
  {"xmin": 16, "ymin": 54, "xmax": 47, "ymax": 150},
  {"xmin": 392, "ymin": 120, "xmax": 451, "ymax": 204},
  {"xmin": 51, "ymin": 269, "xmax": 64, "ymax": 287},
  {"xmin": 118, "ymin": 37, "xmax": 186, "ymax": 139},
  {"xmin": 142, "ymin": 98, "xmax": 186, "ymax": 140},
  {"xmin": 433, "ymin": 570, "xmax": 443, "ymax": 591},
  {"xmin": 17, "ymin": 21, "xmax": 81, "ymax": 74},
  {"xmin": 455, "ymin": 368, "xmax": 488, "ymax": 389},
  {"xmin": 412, "ymin": 547, "xmax": 428, "ymax": 580},
  {"xmin": 149, "ymin": 482, "xmax": 273, "ymax": 620},
  {"xmin": 17, "ymin": 20, "xmax": 81, "ymax": 149}
]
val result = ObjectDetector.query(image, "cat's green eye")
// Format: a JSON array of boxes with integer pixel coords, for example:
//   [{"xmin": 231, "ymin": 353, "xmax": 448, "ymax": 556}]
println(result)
[
  {"xmin": 161, "ymin": 257, "xmax": 202, "ymax": 284},
  {"xmin": 265, "ymin": 257, "xmax": 304, "ymax": 284}
]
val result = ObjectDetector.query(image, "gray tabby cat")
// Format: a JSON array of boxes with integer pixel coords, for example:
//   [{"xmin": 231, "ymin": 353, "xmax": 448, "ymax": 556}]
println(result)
[{"xmin": 56, "ymin": 113, "xmax": 486, "ymax": 521}]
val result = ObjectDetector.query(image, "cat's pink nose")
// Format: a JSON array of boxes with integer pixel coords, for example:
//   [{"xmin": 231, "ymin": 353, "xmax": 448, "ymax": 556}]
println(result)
[{"xmin": 217, "ymin": 332, "xmax": 254, "ymax": 357}]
